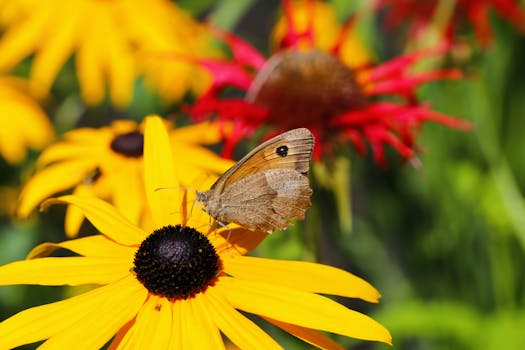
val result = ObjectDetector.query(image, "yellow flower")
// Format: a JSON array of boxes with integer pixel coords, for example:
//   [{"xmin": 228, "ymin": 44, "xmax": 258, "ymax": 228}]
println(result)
[
  {"xmin": 0, "ymin": 116, "xmax": 391, "ymax": 348},
  {"xmin": 17, "ymin": 117, "xmax": 232, "ymax": 237},
  {"xmin": 0, "ymin": 0, "xmax": 213, "ymax": 107},
  {"xmin": 271, "ymin": 0, "xmax": 372, "ymax": 68},
  {"xmin": 137, "ymin": 5, "xmax": 217, "ymax": 103},
  {"xmin": 0, "ymin": 76, "xmax": 53, "ymax": 164}
]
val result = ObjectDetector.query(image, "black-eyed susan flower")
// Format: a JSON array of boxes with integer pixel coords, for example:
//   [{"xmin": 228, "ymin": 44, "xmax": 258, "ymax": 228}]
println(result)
[
  {"xmin": 0, "ymin": 76, "xmax": 53, "ymax": 165},
  {"xmin": 0, "ymin": 116, "xmax": 392, "ymax": 348},
  {"xmin": 376, "ymin": 0, "xmax": 525, "ymax": 46},
  {"xmin": 0, "ymin": 0, "xmax": 214, "ymax": 107},
  {"xmin": 17, "ymin": 117, "xmax": 232, "ymax": 237},
  {"xmin": 187, "ymin": 0, "xmax": 472, "ymax": 167}
]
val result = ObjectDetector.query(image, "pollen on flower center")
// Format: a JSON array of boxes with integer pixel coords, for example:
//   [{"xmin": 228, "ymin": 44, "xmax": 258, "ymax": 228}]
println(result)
[
  {"xmin": 248, "ymin": 49, "xmax": 366, "ymax": 129},
  {"xmin": 133, "ymin": 225, "xmax": 221, "ymax": 299},
  {"xmin": 110, "ymin": 130, "xmax": 144, "ymax": 157}
]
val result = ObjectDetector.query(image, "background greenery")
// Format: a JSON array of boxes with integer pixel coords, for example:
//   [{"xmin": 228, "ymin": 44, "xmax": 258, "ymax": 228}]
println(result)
[{"xmin": 1, "ymin": 1, "xmax": 524, "ymax": 349}]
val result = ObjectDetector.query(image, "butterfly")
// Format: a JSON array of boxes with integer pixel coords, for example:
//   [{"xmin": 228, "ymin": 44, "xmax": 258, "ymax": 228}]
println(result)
[{"xmin": 197, "ymin": 128, "xmax": 314, "ymax": 233}]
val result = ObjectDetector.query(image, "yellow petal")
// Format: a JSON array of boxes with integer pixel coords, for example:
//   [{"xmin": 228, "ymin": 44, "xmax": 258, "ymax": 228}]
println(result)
[
  {"xmin": 113, "ymin": 160, "xmax": 143, "ymax": 225},
  {"xmin": 30, "ymin": 3, "xmax": 81, "ymax": 97},
  {"xmin": 62, "ymin": 125, "xmax": 112, "ymax": 142},
  {"xmin": 216, "ymin": 277, "xmax": 392, "ymax": 344},
  {"xmin": 0, "ymin": 89, "xmax": 52, "ymax": 153},
  {"xmin": 39, "ymin": 276, "xmax": 145, "ymax": 350},
  {"xmin": 0, "ymin": 276, "xmax": 147, "ymax": 349},
  {"xmin": 265, "ymin": 317, "xmax": 344, "ymax": 350},
  {"xmin": 0, "ymin": 115, "xmax": 26, "ymax": 163},
  {"xmin": 223, "ymin": 256, "xmax": 380, "ymax": 302},
  {"xmin": 76, "ymin": 21, "xmax": 106, "ymax": 106},
  {"xmin": 0, "ymin": 257, "xmax": 130, "ymax": 286},
  {"xmin": 107, "ymin": 319, "xmax": 135, "ymax": 350},
  {"xmin": 17, "ymin": 159, "xmax": 95, "ymax": 217},
  {"xmin": 64, "ymin": 184, "xmax": 92, "ymax": 237},
  {"xmin": 101, "ymin": 9, "xmax": 134, "ymax": 108},
  {"xmin": 144, "ymin": 115, "xmax": 181, "ymax": 227},
  {"xmin": 172, "ymin": 143, "xmax": 233, "ymax": 175},
  {"xmin": 170, "ymin": 121, "xmax": 228, "ymax": 145},
  {"xmin": 211, "ymin": 228, "xmax": 268, "ymax": 257},
  {"xmin": 35, "ymin": 139, "xmax": 98, "ymax": 167},
  {"xmin": 41, "ymin": 195, "xmax": 146, "ymax": 245},
  {"xmin": 178, "ymin": 297, "xmax": 225, "ymax": 350},
  {"xmin": 170, "ymin": 298, "xmax": 183, "ymax": 349},
  {"xmin": 0, "ymin": 10, "xmax": 46, "ymax": 71},
  {"xmin": 27, "ymin": 235, "xmax": 135, "ymax": 259},
  {"xmin": 205, "ymin": 286, "xmax": 282, "ymax": 350},
  {"xmin": 131, "ymin": 295, "xmax": 172, "ymax": 349}
]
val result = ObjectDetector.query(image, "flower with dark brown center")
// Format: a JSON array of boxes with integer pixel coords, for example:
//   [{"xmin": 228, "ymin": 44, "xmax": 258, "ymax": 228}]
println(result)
[
  {"xmin": 17, "ymin": 119, "xmax": 233, "ymax": 237},
  {"xmin": 134, "ymin": 225, "xmax": 221, "ymax": 300},
  {"xmin": 187, "ymin": 0, "xmax": 472, "ymax": 166},
  {"xmin": 110, "ymin": 131, "xmax": 144, "ymax": 158},
  {"xmin": 248, "ymin": 50, "xmax": 366, "ymax": 131}
]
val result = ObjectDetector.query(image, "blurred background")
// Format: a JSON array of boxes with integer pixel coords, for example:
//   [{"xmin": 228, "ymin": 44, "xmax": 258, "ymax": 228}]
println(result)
[{"xmin": 1, "ymin": 0, "xmax": 525, "ymax": 349}]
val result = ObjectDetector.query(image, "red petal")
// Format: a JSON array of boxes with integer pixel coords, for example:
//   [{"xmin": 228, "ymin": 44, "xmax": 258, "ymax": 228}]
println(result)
[{"xmin": 212, "ymin": 25, "xmax": 266, "ymax": 69}]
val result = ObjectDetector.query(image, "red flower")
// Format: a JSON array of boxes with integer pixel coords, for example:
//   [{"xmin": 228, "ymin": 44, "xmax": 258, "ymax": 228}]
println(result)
[
  {"xmin": 187, "ymin": 0, "xmax": 471, "ymax": 167},
  {"xmin": 377, "ymin": 0, "xmax": 525, "ymax": 46}
]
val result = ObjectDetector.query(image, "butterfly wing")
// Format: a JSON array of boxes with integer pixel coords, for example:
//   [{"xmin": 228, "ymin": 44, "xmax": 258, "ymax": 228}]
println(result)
[
  {"xmin": 213, "ymin": 168, "xmax": 312, "ymax": 232},
  {"xmin": 210, "ymin": 128, "xmax": 314, "ymax": 196}
]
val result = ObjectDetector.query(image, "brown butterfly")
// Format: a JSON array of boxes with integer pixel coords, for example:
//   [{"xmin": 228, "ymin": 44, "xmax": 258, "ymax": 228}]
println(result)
[{"xmin": 196, "ymin": 128, "xmax": 314, "ymax": 233}]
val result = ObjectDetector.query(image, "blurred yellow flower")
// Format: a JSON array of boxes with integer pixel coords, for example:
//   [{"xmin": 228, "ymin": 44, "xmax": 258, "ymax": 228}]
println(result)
[
  {"xmin": 272, "ymin": 0, "xmax": 372, "ymax": 68},
  {"xmin": 0, "ymin": 76, "xmax": 52, "ymax": 165},
  {"xmin": 0, "ymin": 116, "xmax": 391, "ymax": 348},
  {"xmin": 0, "ymin": 0, "xmax": 214, "ymax": 107},
  {"xmin": 17, "ymin": 117, "xmax": 232, "ymax": 237}
]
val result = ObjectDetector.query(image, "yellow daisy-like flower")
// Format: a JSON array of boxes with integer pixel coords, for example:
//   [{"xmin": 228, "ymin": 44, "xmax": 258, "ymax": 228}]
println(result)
[
  {"xmin": 17, "ymin": 117, "xmax": 232, "ymax": 237},
  {"xmin": 0, "ymin": 76, "xmax": 53, "ymax": 164},
  {"xmin": 272, "ymin": 0, "xmax": 372, "ymax": 68},
  {"xmin": 0, "ymin": 116, "xmax": 391, "ymax": 348},
  {"xmin": 0, "ymin": 0, "xmax": 213, "ymax": 107}
]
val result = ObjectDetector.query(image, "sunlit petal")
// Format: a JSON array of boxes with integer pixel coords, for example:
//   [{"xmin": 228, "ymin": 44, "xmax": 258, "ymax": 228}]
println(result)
[
  {"xmin": 27, "ymin": 236, "xmax": 135, "ymax": 259},
  {"xmin": 205, "ymin": 287, "xmax": 282, "ymax": 350},
  {"xmin": 107, "ymin": 319, "xmax": 135, "ymax": 350},
  {"xmin": 64, "ymin": 184, "xmax": 91, "ymax": 237},
  {"xmin": 223, "ymin": 256, "xmax": 380, "ymax": 302},
  {"xmin": 216, "ymin": 277, "xmax": 392, "ymax": 344},
  {"xmin": 0, "ymin": 257, "xmax": 130, "ymax": 286},
  {"xmin": 144, "ymin": 115, "xmax": 181, "ymax": 227},
  {"xmin": 132, "ymin": 296, "xmax": 172, "ymax": 349},
  {"xmin": 170, "ymin": 299, "xmax": 183, "ymax": 349},
  {"xmin": 211, "ymin": 228, "xmax": 268, "ymax": 257},
  {"xmin": 37, "ymin": 277, "xmax": 145, "ymax": 350},
  {"xmin": 179, "ymin": 298, "xmax": 225, "ymax": 349},
  {"xmin": 17, "ymin": 160, "xmax": 94, "ymax": 217},
  {"xmin": 41, "ymin": 195, "xmax": 146, "ymax": 245},
  {"xmin": 265, "ymin": 317, "xmax": 344, "ymax": 350},
  {"xmin": 0, "ymin": 276, "xmax": 146, "ymax": 349},
  {"xmin": 113, "ymin": 160, "xmax": 143, "ymax": 225},
  {"xmin": 170, "ymin": 120, "xmax": 229, "ymax": 145}
]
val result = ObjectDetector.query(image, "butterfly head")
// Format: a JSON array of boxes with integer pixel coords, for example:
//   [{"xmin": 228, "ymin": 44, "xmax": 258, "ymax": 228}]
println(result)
[{"xmin": 196, "ymin": 191, "xmax": 208, "ymax": 205}]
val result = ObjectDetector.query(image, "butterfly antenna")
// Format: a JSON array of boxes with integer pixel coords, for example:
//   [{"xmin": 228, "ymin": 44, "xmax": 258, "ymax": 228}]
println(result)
[{"xmin": 154, "ymin": 185, "xmax": 198, "ymax": 193}]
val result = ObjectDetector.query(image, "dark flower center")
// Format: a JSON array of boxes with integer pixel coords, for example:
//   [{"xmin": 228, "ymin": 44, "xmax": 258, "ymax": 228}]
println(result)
[
  {"xmin": 248, "ymin": 49, "xmax": 366, "ymax": 130},
  {"xmin": 110, "ymin": 130, "xmax": 144, "ymax": 157},
  {"xmin": 133, "ymin": 225, "xmax": 221, "ymax": 299}
]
